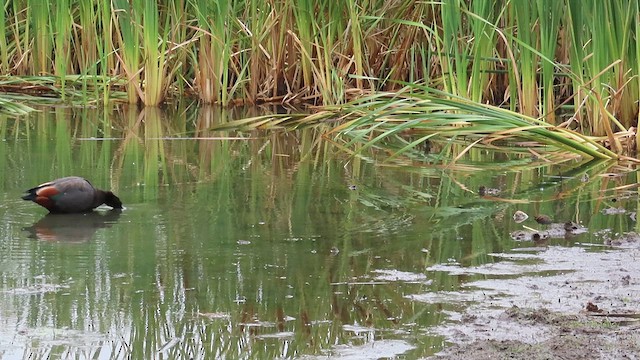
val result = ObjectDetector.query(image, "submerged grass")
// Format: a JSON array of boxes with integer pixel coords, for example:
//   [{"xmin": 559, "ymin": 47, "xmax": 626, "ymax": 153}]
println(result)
[
  {"xmin": 214, "ymin": 85, "xmax": 627, "ymax": 161},
  {"xmin": 334, "ymin": 86, "xmax": 620, "ymax": 160},
  {"xmin": 0, "ymin": 95, "xmax": 35, "ymax": 115}
]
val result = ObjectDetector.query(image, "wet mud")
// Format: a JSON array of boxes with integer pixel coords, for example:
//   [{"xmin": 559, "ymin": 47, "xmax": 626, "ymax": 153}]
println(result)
[{"xmin": 422, "ymin": 235, "xmax": 640, "ymax": 359}]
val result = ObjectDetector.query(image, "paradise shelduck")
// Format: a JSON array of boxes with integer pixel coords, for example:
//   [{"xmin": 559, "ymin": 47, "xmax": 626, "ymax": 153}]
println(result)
[{"xmin": 22, "ymin": 176, "xmax": 123, "ymax": 213}]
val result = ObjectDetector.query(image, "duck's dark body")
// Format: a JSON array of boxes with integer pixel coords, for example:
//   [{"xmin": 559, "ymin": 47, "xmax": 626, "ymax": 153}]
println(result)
[{"xmin": 22, "ymin": 176, "xmax": 122, "ymax": 213}]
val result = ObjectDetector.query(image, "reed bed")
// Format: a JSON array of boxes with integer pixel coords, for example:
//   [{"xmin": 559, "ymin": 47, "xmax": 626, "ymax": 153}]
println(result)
[{"xmin": 0, "ymin": 0, "xmax": 638, "ymax": 137}]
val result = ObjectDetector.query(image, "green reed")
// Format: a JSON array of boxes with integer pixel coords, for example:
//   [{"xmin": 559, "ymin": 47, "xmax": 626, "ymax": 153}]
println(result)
[
  {"xmin": 468, "ymin": 0, "xmax": 498, "ymax": 103},
  {"xmin": 189, "ymin": 0, "xmax": 233, "ymax": 105},
  {"xmin": 566, "ymin": 0, "xmax": 639, "ymax": 135},
  {"xmin": 77, "ymin": 1, "xmax": 98, "ymax": 72},
  {"xmin": 439, "ymin": 0, "xmax": 467, "ymax": 98},
  {"xmin": 512, "ymin": 2, "xmax": 537, "ymax": 117},
  {"xmin": 113, "ymin": 0, "xmax": 141, "ymax": 104},
  {"xmin": 0, "ymin": 96, "xmax": 34, "ymax": 115},
  {"xmin": 76, "ymin": 0, "xmax": 98, "ymax": 99},
  {"xmin": 142, "ymin": 0, "xmax": 163, "ymax": 105},
  {"xmin": 28, "ymin": 0, "xmax": 50, "ymax": 75},
  {"xmin": 537, "ymin": 0, "xmax": 563, "ymax": 122},
  {"xmin": 294, "ymin": 0, "xmax": 314, "ymax": 90},
  {"xmin": 53, "ymin": 0, "xmax": 71, "ymax": 98},
  {"xmin": 636, "ymin": 6, "xmax": 640, "ymax": 154},
  {"xmin": 0, "ymin": 0, "xmax": 7, "ymax": 73},
  {"xmin": 0, "ymin": 1, "xmax": 638, "ymax": 140}
]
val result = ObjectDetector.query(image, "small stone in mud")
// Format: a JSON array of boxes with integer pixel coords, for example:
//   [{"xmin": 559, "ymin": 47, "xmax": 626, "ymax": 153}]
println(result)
[
  {"xmin": 532, "ymin": 233, "xmax": 548, "ymax": 245},
  {"xmin": 564, "ymin": 222, "xmax": 578, "ymax": 232},
  {"xmin": 585, "ymin": 302, "xmax": 603, "ymax": 313},
  {"xmin": 601, "ymin": 207, "xmax": 626, "ymax": 215},
  {"xmin": 604, "ymin": 232, "xmax": 640, "ymax": 247},
  {"xmin": 461, "ymin": 313, "xmax": 477, "ymax": 322},
  {"xmin": 513, "ymin": 210, "xmax": 528, "ymax": 223},
  {"xmin": 479, "ymin": 186, "xmax": 501, "ymax": 196},
  {"xmin": 535, "ymin": 214, "xmax": 553, "ymax": 225},
  {"xmin": 580, "ymin": 173, "xmax": 590, "ymax": 182},
  {"xmin": 621, "ymin": 275, "xmax": 631, "ymax": 285}
]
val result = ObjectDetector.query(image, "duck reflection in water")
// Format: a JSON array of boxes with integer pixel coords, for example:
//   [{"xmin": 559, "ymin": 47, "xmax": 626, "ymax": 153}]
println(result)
[{"xmin": 23, "ymin": 210, "xmax": 122, "ymax": 243}]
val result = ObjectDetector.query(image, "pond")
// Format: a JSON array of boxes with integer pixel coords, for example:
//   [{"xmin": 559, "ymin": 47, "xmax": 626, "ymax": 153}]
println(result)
[{"xmin": 0, "ymin": 105, "xmax": 639, "ymax": 359}]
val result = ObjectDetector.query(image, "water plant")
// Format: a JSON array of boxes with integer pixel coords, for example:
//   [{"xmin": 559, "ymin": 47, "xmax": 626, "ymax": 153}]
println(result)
[{"xmin": 0, "ymin": 95, "xmax": 35, "ymax": 115}]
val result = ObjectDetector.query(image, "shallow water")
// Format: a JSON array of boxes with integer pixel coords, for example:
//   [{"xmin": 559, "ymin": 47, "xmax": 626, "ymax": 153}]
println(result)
[{"xmin": 0, "ymin": 105, "xmax": 639, "ymax": 359}]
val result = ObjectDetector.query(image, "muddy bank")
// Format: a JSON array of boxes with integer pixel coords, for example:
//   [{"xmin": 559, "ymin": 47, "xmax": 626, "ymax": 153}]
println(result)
[
  {"xmin": 419, "ymin": 238, "xmax": 640, "ymax": 359},
  {"xmin": 427, "ymin": 307, "xmax": 640, "ymax": 360}
]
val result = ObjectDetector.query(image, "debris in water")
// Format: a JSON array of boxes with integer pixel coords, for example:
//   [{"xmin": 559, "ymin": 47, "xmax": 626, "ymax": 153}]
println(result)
[
  {"xmin": 585, "ymin": 302, "xmax": 603, "ymax": 313},
  {"xmin": 564, "ymin": 222, "xmax": 578, "ymax": 232},
  {"xmin": 535, "ymin": 214, "xmax": 553, "ymax": 225},
  {"xmin": 513, "ymin": 210, "xmax": 529, "ymax": 223},
  {"xmin": 479, "ymin": 186, "xmax": 501, "ymax": 196},
  {"xmin": 602, "ymin": 207, "xmax": 626, "ymax": 215}
]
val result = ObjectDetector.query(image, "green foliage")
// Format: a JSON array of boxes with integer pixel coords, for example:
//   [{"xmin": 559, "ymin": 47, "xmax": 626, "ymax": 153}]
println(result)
[
  {"xmin": 335, "ymin": 86, "xmax": 620, "ymax": 160},
  {"xmin": 113, "ymin": 0, "xmax": 142, "ymax": 104},
  {"xmin": 0, "ymin": 95, "xmax": 35, "ymax": 116}
]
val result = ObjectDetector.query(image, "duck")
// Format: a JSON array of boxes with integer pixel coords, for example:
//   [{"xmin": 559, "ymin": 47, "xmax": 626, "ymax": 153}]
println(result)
[{"xmin": 22, "ymin": 176, "xmax": 123, "ymax": 213}]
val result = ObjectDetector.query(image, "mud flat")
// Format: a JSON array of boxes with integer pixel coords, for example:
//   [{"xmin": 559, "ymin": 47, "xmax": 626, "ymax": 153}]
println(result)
[{"xmin": 420, "ymin": 237, "xmax": 640, "ymax": 359}]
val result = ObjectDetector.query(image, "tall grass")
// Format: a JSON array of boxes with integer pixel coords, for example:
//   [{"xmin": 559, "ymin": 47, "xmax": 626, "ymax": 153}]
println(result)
[
  {"xmin": 294, "ymin": 0, "xmax": 314, "ymax": 91},
  {"xmin": 0, "ymin": 1, "xmax": 637, "ymax": 136},
  {"xmin": 190, "ymin": 0, "xmax": 233, "ymax": 104},
  {"xmin": 53, "ymin": 0, "xmax": 71, "ymax": 98},
  {"xmin": 113, "ymin": 0, "xmax": 141, "ymax": 104},
  {"xmin": 536, "ymin": 0, "xmax": 563, "ymax": 122},
  {"xmin": 0, "ymin": 0, "xmax": 8, "ymax": 73},
  {"xmin": 511, "ymin": 2, "xmax": 537, "ymax": 118},
  {"xmin": 28, "ymin": 0, "xmax": 50, "ymax": 75},
  {"xmin": 141, "ymin": 0, "xmax": 167, "ymax": 105}
]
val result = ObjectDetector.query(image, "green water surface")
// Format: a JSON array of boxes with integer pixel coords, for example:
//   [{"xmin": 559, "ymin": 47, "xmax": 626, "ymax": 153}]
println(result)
[{"xmin": 0, "ymin": 105, "xmax": 637, "ymax": 359}]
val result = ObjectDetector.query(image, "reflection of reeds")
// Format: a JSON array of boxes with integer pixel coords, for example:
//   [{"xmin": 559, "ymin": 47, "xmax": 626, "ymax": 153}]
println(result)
[{"xmin": 4, "ymin": 106, "xmax": 640, "ymax": 358}]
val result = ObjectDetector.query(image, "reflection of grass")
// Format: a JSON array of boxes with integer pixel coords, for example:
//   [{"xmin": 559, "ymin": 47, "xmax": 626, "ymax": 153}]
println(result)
[
  {"xmin": 5, "ymin": 105, "xmax": 640, "ymax": 358},
  {"xmin": 0, "ymin": 95, "xmax": 35, "ymax": 116}
]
